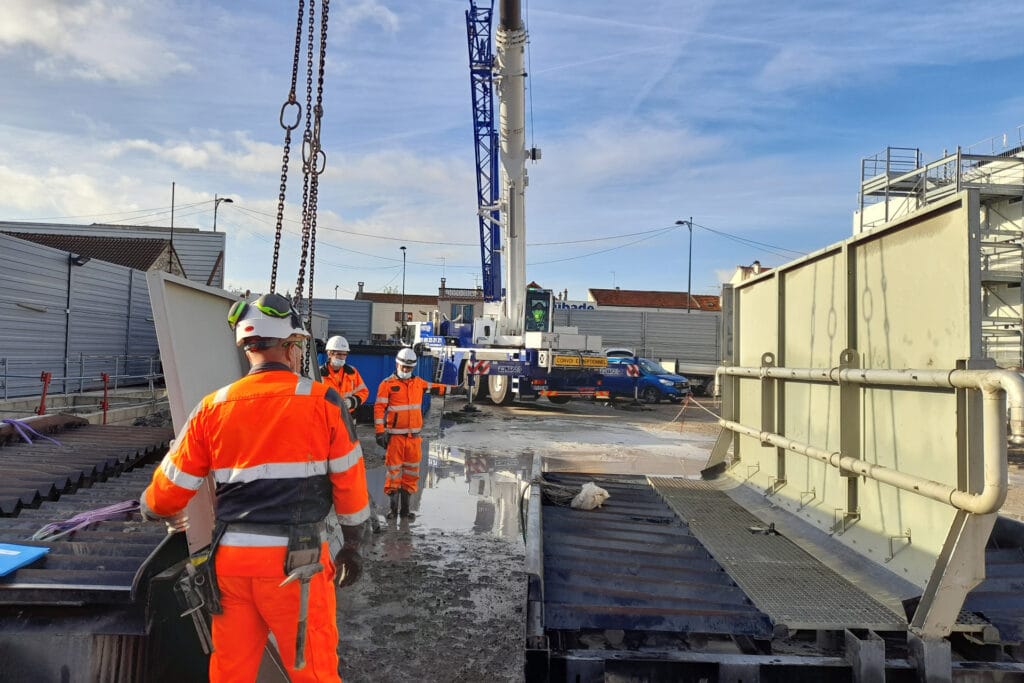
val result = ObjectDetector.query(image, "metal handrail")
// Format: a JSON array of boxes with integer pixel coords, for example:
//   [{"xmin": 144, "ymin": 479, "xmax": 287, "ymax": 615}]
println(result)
[{"xmin": 716, "ymin": 365, "xmax": 1024, "ymax": 515}]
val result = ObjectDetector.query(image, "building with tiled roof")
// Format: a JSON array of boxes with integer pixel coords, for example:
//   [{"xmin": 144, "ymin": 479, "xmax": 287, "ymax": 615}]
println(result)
[
  {"xmin": 587, "ymin": 288, "xmax": 720, "ymax": 312},
  {"xmin": 2, "ymin": 232, "xmax": 185, "ymax": 277},
  {"xmin": 354, "ymin": 281, "xmax": 440, "ymax": 340},
  {"xmin": 0, "ymin": 221, "xmax": 224, "ymax": 286}
]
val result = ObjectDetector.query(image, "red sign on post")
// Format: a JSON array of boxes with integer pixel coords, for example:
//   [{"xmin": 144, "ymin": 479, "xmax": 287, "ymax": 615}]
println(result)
[{"xmin": 626, "ymin": 364, "xmax": 640, "ymax": 378}]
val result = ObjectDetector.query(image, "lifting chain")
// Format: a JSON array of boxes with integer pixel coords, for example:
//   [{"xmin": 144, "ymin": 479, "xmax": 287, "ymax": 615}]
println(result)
[
  {"xmin": 291, "ymin": 0, "xmax": 329, "ymax": 373},
  {"xmin": 269, "ymin": 0, "xmax": 307, "ymax": 294},
  {"xmin": 269, "ymin": 0, "xmax": 330, "ymax": 375}
]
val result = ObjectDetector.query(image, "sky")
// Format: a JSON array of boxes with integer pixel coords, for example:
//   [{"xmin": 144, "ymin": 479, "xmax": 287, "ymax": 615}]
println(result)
[{"xmin": 1, "ymin": 1, "xmax": 1023, "ymax": 302}]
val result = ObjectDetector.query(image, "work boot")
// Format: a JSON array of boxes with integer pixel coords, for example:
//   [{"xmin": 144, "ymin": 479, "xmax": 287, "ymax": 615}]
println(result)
[
  {"xmin": 399, "ymin": 490, "xmax": 415, "ymax": 520},
  {"xmin": 386, "ymin": 491, "xmax": 399, "ymax": 520}
]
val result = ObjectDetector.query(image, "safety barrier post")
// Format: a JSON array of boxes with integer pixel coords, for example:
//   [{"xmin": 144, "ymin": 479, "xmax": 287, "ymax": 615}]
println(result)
[
  {"xmin": 463, "ymin": 352, "xmax": 481, "ymax": 413},
  {"xmin": 101, "ymin": 372, "xmax": 110, "ymax": 425},
  {"xmin": 629, "ymin": 359, "xmax": 643, "ymax": 407},
  {"xmin": 36, "ymin": 371, "xmax": 52, "ymax": 415}
]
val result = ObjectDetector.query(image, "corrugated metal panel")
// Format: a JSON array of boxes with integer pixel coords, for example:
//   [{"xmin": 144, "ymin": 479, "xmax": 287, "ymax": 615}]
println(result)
[
  {"xmin": 553, "ymin": 307, "xmax": 720, "ymax": 364},
  {"xmin": 308, "ymin": 298, "xmax": 373, "ymax": 343},
  {"xmin": 645, "ymin": 311, "xmax": 721, "ymax": 363},
  {"xmin": 67, "ymin": 258, "xmax": 132, "ymax": 392},
  {"xmin": 1, "ymin": 233, "xmax": 162, "ymax": 397},
  {"xmin": 127, "ymin": 271, "xmax": 160, "ymax": 381},
  {"xmin": 554, "ymin": 309, "xmax": 644, "ymax": 351},
  {"xmin": 0, "ymin": 234, "xmax": 72, "ymax": 397},
  {"xmin": 0, "ymin": 222, "xmax": 224, "ymax": 289}
]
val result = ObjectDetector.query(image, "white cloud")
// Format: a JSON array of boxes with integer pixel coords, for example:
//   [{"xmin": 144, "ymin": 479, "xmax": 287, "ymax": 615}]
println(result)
[{"xmin": 0, "ymin": 0, "xmax": 190, "ymax": 82}]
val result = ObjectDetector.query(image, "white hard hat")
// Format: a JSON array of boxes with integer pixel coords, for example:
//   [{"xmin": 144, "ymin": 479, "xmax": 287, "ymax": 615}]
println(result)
[
  {"xmin": 326, "ymin": 335, "xmax": 350, "ymax": 352},
  {"xmin": 396, "ymin": 347, "xmax": 417, "ymax": 367},
  {"xmin": 227, "ymin": 293, "xmax": 309, "ymax": 347}
]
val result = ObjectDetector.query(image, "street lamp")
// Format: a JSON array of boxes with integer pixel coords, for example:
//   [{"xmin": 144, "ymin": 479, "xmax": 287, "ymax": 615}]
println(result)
[
  {"xmin": 213, "ymin": 195, "xmax": 234, "ymax": 232},
  {"xmin": 675, "ymin": 218, "xmax": 693, "ymax": 313},
  {"xmin": 400, "ymin": 246, "xmax": 407, "ymax": 341}
]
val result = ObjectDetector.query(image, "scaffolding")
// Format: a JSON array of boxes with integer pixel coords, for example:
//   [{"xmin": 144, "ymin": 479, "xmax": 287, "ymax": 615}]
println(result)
[{"xmin": 858, "ymin": 127, "xmax": 1024, "ymax": 367}]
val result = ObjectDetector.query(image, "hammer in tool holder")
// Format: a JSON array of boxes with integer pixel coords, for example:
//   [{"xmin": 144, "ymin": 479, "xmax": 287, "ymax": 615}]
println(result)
[
  {"xmin": 173, "ymin": 560, "xmax": 214, "ymax": 654},
  {"xmin": 280, "ymin": 560, "xmax": 324, "ymax": 670},
  {"xmin": 280, "ymin": 523, "xmax": 325, "ymax": 670}
]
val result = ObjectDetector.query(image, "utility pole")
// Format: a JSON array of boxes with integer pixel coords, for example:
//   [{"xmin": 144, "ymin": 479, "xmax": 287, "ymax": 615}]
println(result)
[
  {"xmin": 213, "ymin": 194, "xmax": 233, "ymax": 232},
  {"xmin": 168, "ymin": 181, "xmax": 175, "ymax": 273},
  {"xmin": 400, "ymin": 246, "xmax": 407, "ymax": 341},
  {"xmin": 676, "ymin": 217, "xmax": 693, "ymax": 312}
]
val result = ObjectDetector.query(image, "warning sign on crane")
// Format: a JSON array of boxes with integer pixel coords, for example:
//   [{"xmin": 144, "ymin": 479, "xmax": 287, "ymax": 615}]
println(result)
[{"xmin": 467, "ymin": 360, "xmax": 491, "ymax": 375}]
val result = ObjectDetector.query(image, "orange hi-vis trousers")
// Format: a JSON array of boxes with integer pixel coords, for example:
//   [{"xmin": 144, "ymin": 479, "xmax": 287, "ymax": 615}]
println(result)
[
  {"xmin": 209, "ymin": 543, "xmax": 340, "ymax": 683},
  {"xmin": 384, "ymin": 433, "xmax": 421, "ymax": 495}
]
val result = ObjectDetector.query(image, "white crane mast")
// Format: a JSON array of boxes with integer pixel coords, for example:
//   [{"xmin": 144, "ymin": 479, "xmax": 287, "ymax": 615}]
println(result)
[{"xmin": 491, "ymin": 0, "xmax": 530, "ymax": 341}]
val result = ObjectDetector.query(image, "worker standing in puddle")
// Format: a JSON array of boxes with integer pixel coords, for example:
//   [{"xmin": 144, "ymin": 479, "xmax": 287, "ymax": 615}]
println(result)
[{"xmin": 374, "ymin": 347, "xmax": 443, "ymax": 520}]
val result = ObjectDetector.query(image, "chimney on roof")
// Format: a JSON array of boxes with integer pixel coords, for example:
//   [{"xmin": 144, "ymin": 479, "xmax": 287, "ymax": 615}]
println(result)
[
  {"xmin": 752, "ymin": 260, "xmax": 762, "ymax": 274},
  {"xmin": 357, "ymin": 281, "xmax": 364, "ymax": 294},
  {"xmin": 563, "ymin": 288, "xmax": 568, "ymax": 301}
]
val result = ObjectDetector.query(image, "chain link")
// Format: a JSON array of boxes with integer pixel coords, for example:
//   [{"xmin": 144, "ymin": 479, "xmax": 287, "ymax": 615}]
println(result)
[
  {"xmin": 268, "ymin": 0, "xmax": 330, "ymax": 376},
  {"xmin": 270, "ymin": 0, "xmax": 308, "ymax": 294}
]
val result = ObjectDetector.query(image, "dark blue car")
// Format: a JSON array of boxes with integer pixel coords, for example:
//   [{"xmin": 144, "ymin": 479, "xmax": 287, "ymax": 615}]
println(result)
[{"xmin": 602, "ymin": 357, "xmax": 691, "ymax": 403}]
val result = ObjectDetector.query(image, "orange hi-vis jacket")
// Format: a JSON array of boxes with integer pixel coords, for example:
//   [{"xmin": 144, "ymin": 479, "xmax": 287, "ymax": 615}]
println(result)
[
  {"xmin": 143, "ymin": 363, "xmax": 369, "ymax": 576},
  {"xmin": 374, "ymin": 374, "xmax": 437, "ymax": 437},
  {"xmin": 320, "ymin": 363, "xmax": 369, "ymax": 410}
]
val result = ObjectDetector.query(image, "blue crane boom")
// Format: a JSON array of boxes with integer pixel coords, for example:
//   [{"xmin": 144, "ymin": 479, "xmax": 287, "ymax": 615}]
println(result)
[{"xmin": 465, "ymin": 0, "xmax": 502, "ymax": 303}]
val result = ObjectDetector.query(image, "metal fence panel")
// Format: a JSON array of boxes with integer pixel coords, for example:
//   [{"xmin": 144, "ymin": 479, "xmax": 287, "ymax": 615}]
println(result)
[
  {"xmin": 308, "ymin": 298, "xmax": 373, "ymax": 344},
  {"xmin": 553, "ymin": 307, "xmax": 720, "ymax": 364},
  {"xmin": 0, "ymin": 235, "xmax": 69, "ymax": 397},
  {"xmin": 645, "ymin": 311, "xmax": 721, "ymax": 363},
  {"xmin": 0, "ymin": 234, "xmax": 161, "ymax": 398}
]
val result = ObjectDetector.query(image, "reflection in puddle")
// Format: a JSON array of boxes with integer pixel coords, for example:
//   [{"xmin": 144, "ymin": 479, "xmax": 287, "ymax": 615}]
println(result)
[{"xmin": 364, "ymin": 438, "xmax": 533, "ymax": 541}]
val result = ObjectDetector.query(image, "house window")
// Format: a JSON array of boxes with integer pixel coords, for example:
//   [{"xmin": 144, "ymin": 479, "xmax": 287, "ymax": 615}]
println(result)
[
  {"xmin": 450, "ymin": 304, "xmax": 473, "ymax": 323},
  {"xmin": 394, "ymin": 311, "xmax": 413, "ymax": 322}
]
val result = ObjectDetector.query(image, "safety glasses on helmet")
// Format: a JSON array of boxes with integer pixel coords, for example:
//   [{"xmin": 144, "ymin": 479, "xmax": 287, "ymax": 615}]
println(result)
[{"xmin": 227, "ymin": 293, "xmax": 302, "ymax": 331}]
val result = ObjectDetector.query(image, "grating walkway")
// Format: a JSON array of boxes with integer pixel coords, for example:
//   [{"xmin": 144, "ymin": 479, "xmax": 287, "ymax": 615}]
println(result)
[{"xmin": 650, "ymin": 477, "xmax": 907, "ymax": 632}]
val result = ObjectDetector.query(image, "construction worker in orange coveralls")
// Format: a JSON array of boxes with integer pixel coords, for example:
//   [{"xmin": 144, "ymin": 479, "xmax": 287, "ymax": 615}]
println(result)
[
  {"xmin": 374, "ymin": 347, "xmax": 443, "ymax": 520},
  {"xmin": 319, "ymin": 335, "xmax": 368, "ymax": 414},
  {"xmin": 139, "ymin": 292, "xmax": 369, "ymax": 683}
]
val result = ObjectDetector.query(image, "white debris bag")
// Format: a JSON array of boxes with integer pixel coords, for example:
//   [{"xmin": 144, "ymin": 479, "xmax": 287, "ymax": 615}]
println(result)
[{"xmin": 570, "ymin": 482, "xmax": 610, "ymax": 510}]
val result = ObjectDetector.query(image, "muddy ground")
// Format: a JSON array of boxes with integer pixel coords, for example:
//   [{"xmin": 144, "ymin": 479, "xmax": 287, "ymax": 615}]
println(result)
[{"xmin": 333, "ymin": 395, "xmax": 722, "ymax": 682}]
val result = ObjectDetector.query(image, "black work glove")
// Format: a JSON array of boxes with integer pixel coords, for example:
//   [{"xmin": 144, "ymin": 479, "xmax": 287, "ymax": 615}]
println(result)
[
  {"xmin": 375, "ymin": 433, "xmax": 389, "ymax": 449},
  {"xmin": 335, "ymin": 523, "xmax": 364, "ymax": 588}
]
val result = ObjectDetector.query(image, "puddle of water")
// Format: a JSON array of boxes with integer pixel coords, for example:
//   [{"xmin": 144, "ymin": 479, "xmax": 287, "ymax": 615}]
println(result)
[{"xmin": 363, "ymin": 439, "xmax": 533, "ymax": 541}]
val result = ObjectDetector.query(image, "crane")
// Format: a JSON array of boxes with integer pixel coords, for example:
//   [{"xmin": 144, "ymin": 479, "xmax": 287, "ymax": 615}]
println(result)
[
  {"xmin": 465, "ymin": 0, "xmax": 502, "ymax": 304},
  {"xmin": 431, "ymin": 0, "xmax": 605, "ymax": 405}
]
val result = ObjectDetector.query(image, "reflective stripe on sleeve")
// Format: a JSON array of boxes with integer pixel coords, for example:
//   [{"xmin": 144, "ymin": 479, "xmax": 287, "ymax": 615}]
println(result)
[
  {"xmin": 374, "ymin": 419, "xmax": 385, "ymax": 426},
  {"xmin": 389, "ymin": 404, "xmax": 421, "ymax": 412},
  {"xmin": 160, "ymin": 457, "xmax": 206, "ymax": 490},
  {"xmin": 212, "ymin": 460, "xmax": 328, "ymax": 484},
  {"xmin": 377, "ymin": 396, "xmax": 389, "ymax": 405},
  {"xmin": 327, "ymin": 443, "xmax": 363, "ymax": 474},
  {"xmin": 337, "ymin": 502, "xmax": 370, "ymax": 526},
  {"xmin": 212, "ymin": 386, "xmax": 231, "ymax": 404},
  {"xmin": 386, "ymin": 428, "xmax": 422, "ymax": 435}
]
